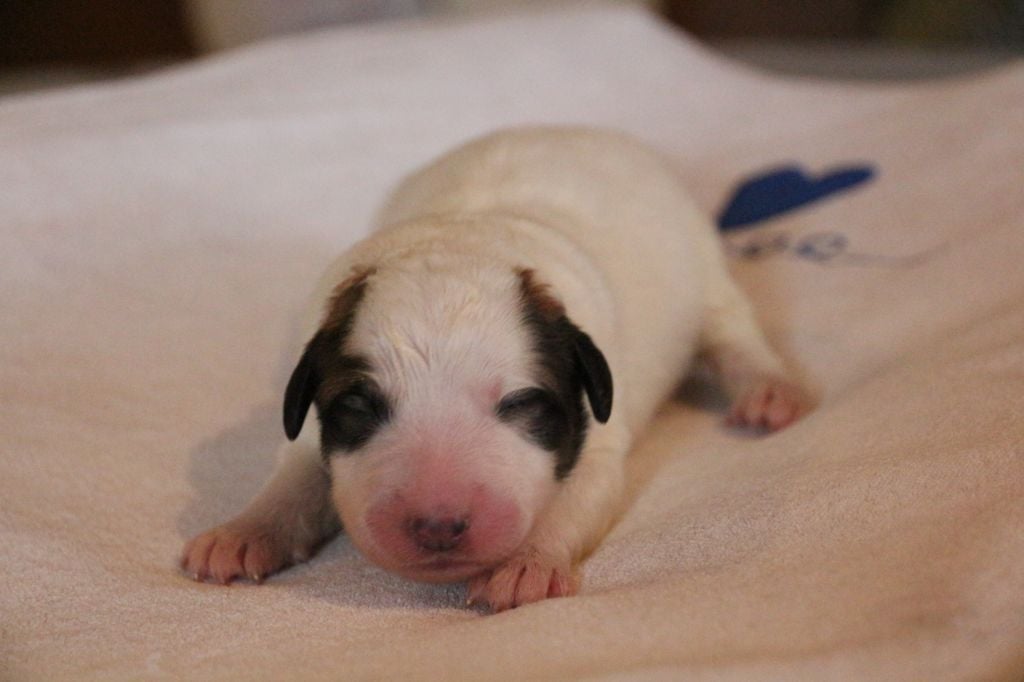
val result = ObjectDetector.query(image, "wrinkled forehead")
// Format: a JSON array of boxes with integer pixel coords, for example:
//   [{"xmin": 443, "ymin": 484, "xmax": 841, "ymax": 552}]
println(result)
[{"xmin": 346, "ymin": 266, "xmax": 537, "ymax": 403}]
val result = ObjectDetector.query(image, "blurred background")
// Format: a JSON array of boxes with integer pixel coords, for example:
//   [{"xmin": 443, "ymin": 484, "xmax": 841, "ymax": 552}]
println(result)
[{"xmin": 1, "ymin": 0, "xmax": 1021, "ymax": 96}]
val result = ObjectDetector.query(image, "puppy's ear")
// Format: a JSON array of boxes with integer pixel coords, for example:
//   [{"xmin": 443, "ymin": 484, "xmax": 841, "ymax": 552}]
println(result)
[
  {"xmin": 283, "ymin": 334, "xmax": 322, "ymax": 441},
  {"xmin": 572, "ymin": 329, "xmax": 613, "ymax": 423},
  {"xmin": 282, "ymin": 267, "xmax": 373, "ymax": 441},
  {"xmin": 517, "ymin": 268, "xmax": 614, "ymax": 423}
]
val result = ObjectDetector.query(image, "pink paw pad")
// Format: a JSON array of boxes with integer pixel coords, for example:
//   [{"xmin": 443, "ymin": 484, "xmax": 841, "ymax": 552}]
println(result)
[{"xmin": 727, "ymin": 377, "xmax": 812, "ymax": 432}]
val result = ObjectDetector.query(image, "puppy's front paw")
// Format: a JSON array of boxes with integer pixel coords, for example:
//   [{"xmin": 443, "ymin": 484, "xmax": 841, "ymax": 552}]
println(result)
[
  {"xmin": 467, "ymin": 548, "xmax": 577, "ymax": 613},
  {"xmin": 727, "ymin": 375, "xmax": 812, "ymax": 432},
  {"xmin": 180, "ymin": 521, "xmax": 309, "ymax": 585}
]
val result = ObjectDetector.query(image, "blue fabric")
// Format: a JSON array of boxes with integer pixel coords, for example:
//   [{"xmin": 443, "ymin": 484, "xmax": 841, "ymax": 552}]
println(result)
[{"xmin": 717, "ymin": 165, "xmax": 876, "ymax": 231}]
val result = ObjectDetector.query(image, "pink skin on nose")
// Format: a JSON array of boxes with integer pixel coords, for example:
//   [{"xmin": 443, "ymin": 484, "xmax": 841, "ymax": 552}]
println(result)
[{"xmin": 365, "ymin": 477, "xmax": 524, "ymax": 583}]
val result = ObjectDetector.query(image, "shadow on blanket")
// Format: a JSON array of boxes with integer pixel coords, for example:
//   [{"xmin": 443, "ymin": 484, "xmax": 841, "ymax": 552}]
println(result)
[
  {"xmin": 177, "ymin": 403, "xmax": 280, "ymax": 537},
  {"xmin": 177, "ymin": 401, "xmax": 475, "ymax": 609}
]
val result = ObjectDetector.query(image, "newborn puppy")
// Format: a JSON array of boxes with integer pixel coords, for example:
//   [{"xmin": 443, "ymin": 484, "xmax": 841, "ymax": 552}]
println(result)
[{"xmin": 181, "ymin": 127, "xmax": 811, "ymax": 611}]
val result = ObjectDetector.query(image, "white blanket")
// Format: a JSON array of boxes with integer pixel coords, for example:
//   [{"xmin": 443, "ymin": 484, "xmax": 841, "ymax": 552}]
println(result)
[{"xmin": 2, "ymin": 5, "xmax": 1023, "ymax": 680}]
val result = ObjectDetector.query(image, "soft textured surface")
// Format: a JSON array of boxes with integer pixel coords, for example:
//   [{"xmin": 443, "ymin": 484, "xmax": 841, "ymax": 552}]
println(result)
[{"xmin": 2, "ymin": 5, "xmax": 1023, "ymax": 680}]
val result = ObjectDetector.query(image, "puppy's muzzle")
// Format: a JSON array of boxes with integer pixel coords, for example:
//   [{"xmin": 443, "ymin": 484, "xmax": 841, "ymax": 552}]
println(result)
[{"xmin": 361, "ymin": 482, "xmax": 527, "ymax": 582}]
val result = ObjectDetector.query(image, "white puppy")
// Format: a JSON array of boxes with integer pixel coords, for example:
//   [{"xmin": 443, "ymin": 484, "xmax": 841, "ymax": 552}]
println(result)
[{"xmin": 181, "ymin": 127, "xmax": 810, "ymax": 611}]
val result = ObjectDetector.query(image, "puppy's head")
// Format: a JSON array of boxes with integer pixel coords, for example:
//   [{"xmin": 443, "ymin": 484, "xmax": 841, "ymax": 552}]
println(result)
[{"xmin": 283, "ymin": 260, "xmax": 611, "ymax": 583}]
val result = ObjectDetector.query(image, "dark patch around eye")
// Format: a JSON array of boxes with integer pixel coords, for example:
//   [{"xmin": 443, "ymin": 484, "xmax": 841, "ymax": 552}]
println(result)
[
  {"xmin": 496, "ymin": 387, "xmax": 568, "ymax": 454},
  {"xmin": 285, "ymin": 267, "xmax": 393, "ymax": 456},
  {"xmin": 515, "ymin": 269, "xmax": 601, "ymax": 480},
  {"xmin": 318, "ymin": 378, "xmax": 391, "ymax": 454}
]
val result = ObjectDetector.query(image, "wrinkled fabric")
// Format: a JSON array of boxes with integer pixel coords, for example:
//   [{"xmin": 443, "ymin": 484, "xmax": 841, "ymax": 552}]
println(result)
[{"xmin": 2, "ymin": 5, "xmax": 1022, "ymax": 680}]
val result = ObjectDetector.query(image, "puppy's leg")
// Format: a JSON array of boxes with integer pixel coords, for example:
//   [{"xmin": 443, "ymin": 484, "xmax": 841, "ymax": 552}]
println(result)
[
  {"xmin": 699, "ymin": 257, "xmax": 813, "ymax": 432},
  {"xmin": 180, "ymin": 433, "xmax": 340, "ymax": 584},
  {"xmin": 468, "ymin": 429, "xmax": 626, "ymax": 612}
]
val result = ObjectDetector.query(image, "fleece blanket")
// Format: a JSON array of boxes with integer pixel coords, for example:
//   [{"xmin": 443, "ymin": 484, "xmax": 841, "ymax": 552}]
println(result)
[{"xmin": 2, "ymin": 4, "xmax": 1023, "ymax": 680}]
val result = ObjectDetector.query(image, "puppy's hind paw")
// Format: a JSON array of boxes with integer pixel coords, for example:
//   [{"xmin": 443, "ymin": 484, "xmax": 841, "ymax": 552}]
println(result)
[
  {"xmin": 180, "ymin": 521, "xmax": 305, "ymax": 586},
  {"xmin": 727, "ymin": 376, "xmax": 813, "ymax": 433},
  {"xmin": 467, "ymin": 549, "xmax": 577, "ymax": 613}
]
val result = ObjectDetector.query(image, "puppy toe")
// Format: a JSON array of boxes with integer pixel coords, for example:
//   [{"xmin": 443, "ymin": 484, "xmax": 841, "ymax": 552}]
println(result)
[
  {"xmin": 475, "ymin": 551, "xmax": 575, "ymax": 613},
  {"xmin": 513, "ymin": 557, "xmax": 576, "ymax": 608},
  {"xmin": 483, "ymin": 560, "xmax": 525, "ymax": 613},
  {"xmin": 466, "ymin": 572, "xmax": 491, "ymax": 607},
  {"xmin": 728, "ymin": 376, "xmax": 812, "ymax": 433},
  {"xmin": 206, "ymin": 535, "xmax": 248, "ymax": 585},
  {"xmin": 180, "ymin": 532, "xmax": 216, "ymax": 582},
  {"xmin": 241, "ymin": 534, "xmax": 291, "ymax": 583},
  {"xmin": 546, "ymin": 568, "xmax": 576, "ymax": 599},
  {"xmin": 181, "ymin": 523, "xmax": 293, "ymax": 586}
]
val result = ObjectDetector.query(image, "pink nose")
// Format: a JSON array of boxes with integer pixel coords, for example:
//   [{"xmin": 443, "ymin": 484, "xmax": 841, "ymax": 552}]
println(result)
[{"xmin": 406, "ymin": 515, "xmax": 469, "ymax": 552}]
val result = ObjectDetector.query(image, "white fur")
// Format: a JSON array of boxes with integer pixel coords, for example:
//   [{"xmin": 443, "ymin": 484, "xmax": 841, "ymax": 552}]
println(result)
[{"xmin": 181, "ymin": 127, "xmax": 809, "ymax": 610}]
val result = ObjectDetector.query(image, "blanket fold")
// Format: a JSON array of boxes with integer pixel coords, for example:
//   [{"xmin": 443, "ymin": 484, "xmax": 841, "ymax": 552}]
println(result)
[{"xmin": 1, "ymin": 5, "xmax": 1022, "ymax": 680}]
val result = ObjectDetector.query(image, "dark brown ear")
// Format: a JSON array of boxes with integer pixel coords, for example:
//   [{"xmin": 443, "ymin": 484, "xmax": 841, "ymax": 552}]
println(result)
[
  {"xmin": 283, "ymin": 333, "xmax": 322, "ymax": 441},
  {"xmin": 517, "ymin": 268, "xmax": 614, "ymax": 424},
  {"xmin": 572, "ymin": 329, "xmax": 613, "ymax": 423},
  {"xmin": 282, "ymin": 268, "xmax": 373, "ymax": 441}
]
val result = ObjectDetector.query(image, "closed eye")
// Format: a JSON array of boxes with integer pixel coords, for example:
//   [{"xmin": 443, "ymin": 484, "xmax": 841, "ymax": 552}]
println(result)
[
  {"xmin": 319, "ymin": 382, "xmax": 390, "ymax": 453},
  {"xmin": 496, "ymin": 387, "xmax": 555, "ymax": 418},
  {"xmin": 337, "ymin": 392, "xmax": 374, "ymax": 415},
  {"xmin": 496, "ymin": 387, "xmax": 569, "ymax": 453}
]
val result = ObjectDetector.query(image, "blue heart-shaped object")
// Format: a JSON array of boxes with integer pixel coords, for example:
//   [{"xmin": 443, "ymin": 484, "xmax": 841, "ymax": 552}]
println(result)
[{"xmin": 717, "ymin": 164, "xmax": 875, "ymax": 231}]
